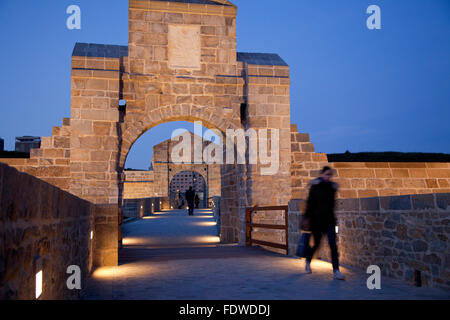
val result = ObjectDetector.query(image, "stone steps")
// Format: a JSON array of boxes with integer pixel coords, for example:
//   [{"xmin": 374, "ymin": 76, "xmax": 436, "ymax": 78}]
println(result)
[{"xmin": 290, "ymin": 123, "xmax": 329, "ymax": 198}]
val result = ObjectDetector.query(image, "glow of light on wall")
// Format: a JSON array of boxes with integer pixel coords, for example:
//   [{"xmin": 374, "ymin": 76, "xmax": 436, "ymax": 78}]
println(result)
[{"xmin": 35, "ymin": 271, "xmax": 43, "ymax": 299}]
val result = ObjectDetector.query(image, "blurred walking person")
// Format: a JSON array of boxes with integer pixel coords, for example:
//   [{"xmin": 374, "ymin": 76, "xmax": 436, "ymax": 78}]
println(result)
[{"xmin": 303, "ymin": 166, "xmax": 345, "ymax": 280}]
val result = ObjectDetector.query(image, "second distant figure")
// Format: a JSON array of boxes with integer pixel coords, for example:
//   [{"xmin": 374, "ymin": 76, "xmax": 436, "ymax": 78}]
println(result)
[{"xmin": 195, "ymin": 194, "xmax": 200, "ymax": 209}]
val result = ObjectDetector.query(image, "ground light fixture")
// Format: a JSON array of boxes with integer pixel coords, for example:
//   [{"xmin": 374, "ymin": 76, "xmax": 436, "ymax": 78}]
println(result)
[
  {"xmin": 35, "ymin": 270, "xmax": 43, "ymax": 299},
  {"xmin": 90, "ymin": 231, "xmax": 94, "ymax": 240},
  {"xmin": 335, "ymin": 226, "xmax": 339, "ymax": 234}
]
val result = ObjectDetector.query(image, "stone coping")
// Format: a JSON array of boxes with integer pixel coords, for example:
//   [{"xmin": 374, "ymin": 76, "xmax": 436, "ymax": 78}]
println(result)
[{"xmin": 130, "ymin": 0, "xmax": 238, "ymax": 17}]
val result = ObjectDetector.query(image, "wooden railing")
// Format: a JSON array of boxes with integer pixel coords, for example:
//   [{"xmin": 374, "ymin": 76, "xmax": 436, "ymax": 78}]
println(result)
[{"xmin": 245, "ymin": 205, "xmax": 289, "ymax": 255}]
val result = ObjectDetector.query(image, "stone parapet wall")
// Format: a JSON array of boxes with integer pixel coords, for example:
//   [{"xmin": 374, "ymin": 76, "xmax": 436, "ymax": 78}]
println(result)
[
  {"xmin": 0, "ymin": 163, "xmax": 94, "ymax": 300},
  {"xmin": 332, "ymin": 162, "xmax": 450, "ymax": 198},
  {"xmin": 123, "ymin": 171, "xmax": 155, "ymax": 200},
  {"xmin": 290, "ymin": 125, "xmax": 329, "ymax": 199},
  {"xmin": 289, "ymin": 194, "xmax": 450, "ymax": 290},
  {"xmin": 0, "ymin": 118, "xmax": 72, "ymax": 192},
  {"xmin": 123, "ymin": 197, "xmax": 161, "ymax": 219},
  {"xmin": 124, "ymin": 171, "xmax": 154, "ymax": 182},
  {"xmin": 124, "ymin": 182, "xmax": 156, "ymax": 199},
  {"xmin": 211, "ymin": 196, "xmax": 221, "ymax": 235},
  {"xmin": 290, "ymin": 125, "xmax": 450, "ymax": 199}
]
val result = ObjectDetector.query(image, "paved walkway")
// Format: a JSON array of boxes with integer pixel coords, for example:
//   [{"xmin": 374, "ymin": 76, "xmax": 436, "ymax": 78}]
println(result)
[{"xmin": 82, "ymin": 209, "xmax": 449, "ymax": 300}]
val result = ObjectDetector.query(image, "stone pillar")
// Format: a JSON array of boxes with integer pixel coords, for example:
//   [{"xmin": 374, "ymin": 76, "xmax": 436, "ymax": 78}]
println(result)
[
  {"xmin": 239, "ymin": 62, "xmax": 292, "ymax": 245},
  {"xmin": 93, "ymin": 205, "xmax": 119, "ymax": 267},
  {"xmin": 69, "ymin": 55, "xmax": 122, "ymax": 205},
  {"xmin": 70, "ymin": 52, "xmax": 123, "ymax": 266}
]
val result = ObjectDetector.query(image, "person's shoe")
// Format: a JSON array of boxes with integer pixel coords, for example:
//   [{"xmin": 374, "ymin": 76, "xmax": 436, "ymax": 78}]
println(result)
[
  {"xmin": 305, "ymin": 261, "xmax": 312, "ymax": 274},
  {"xmin": 333, "ymin": 270, "xmax": 345, "ymax": 280}
]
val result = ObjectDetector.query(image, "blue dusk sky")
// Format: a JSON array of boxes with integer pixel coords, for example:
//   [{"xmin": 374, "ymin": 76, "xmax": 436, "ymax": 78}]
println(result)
[{"xmin": 0, "ymin": 0, "xmax": 449, "ymax": 169}]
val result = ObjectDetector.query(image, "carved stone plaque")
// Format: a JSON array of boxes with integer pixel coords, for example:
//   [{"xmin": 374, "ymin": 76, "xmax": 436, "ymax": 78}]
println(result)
[{"xmin": 168, "ymin": 25, "xmax": 201, "ymax": 70}]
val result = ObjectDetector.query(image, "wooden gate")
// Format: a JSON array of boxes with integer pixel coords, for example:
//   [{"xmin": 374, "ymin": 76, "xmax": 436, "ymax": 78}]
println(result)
[{"xmin": 245, "ymin": 206, "xmax": 289, "ymax": 255}]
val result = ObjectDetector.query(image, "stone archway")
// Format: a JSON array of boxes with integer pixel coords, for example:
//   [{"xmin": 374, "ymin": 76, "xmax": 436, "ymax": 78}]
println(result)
[
  {"xmin": 117, "ymin": 115, "xmax": 242, "ymax": 235},
  {"xmin": 2, "ymin": 0, "xmax": 293, "ymax": 266},
  {"xmin": 67, "ymin": 0, "xmax": 292, "ymax": 266}
]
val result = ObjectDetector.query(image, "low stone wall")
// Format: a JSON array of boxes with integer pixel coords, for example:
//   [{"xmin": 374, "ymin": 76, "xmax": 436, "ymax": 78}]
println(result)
[
  {"xmin": 290, "ymin": 125, "xmax": 450, "ymax": 200},
  {"xmin": 210, "ymin": 196, "xmax": 221, "ymax": 235},
  {"xmin": 332, "ymin": 162, "xmax": 450, "ymax": 198},
  {"xmin": 0, "ymin": 163, "xmax": 95, "ymax": 300},
  {"xmin": 123, "ymin": 197, "xmax": 161, "ymax": 220},
  {"xmin": 287, "ymin": 200, "xmax": 305, "ymax": 256},
  {"xmin": 123, "ymin": 171, "xmax": 155, "ymax": 200},
  {"xmin": 289, "ymin": 193, "xmax": 450, "ymax": 290}
]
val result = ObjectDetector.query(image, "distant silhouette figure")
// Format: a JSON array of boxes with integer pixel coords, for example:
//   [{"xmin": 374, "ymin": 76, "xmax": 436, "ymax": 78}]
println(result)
[
  {"xmin": 195, "ymin": 194, "xmax": 200, "ymax": 209},
  {"xmin": 185, "ymin": 187, "xmax": 196, "ymax": 216},
  {"xmin": 177, "ymin": 191, "xmax": 184, "ymax": 209}
]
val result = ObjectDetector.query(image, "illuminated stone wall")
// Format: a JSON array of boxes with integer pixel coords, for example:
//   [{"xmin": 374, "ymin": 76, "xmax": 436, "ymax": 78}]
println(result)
[
  {"xmin": 290, "ymin": 124, "xmax": 450, "ymax": 199},
  {"xmin": 0, "ymin": 163, "xmax": 95, "ymax": 300},
  {"xmin": 289, "ymin": 194, "xmax": 450, "ymax": 290}
]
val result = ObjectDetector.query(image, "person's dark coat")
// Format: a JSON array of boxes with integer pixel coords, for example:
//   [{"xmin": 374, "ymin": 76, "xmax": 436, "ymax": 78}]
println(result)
[
  {"xmin": 185, "ymin": 189, "xmax": 195, "ymax": 204},
  {"xmin": 304, "ymin": 178, "xmax": 338, "ymax": 231}
]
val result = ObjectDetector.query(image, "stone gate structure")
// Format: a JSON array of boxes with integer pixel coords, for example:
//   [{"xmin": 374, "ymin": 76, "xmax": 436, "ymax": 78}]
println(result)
[
  {"xmin": 1, "ymin": 0, "xmax": 293, "ymax": 265},
  {"xmin": 1, "ymin": 0, "xmax": 449, "ymax": 270}
]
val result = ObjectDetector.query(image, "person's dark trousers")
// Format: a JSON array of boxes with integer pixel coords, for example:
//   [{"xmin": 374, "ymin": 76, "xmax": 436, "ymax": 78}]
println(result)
[
  {"xmin": 188, "ymin": 202, "xmax": 194, "ymax": 216},
  {"xmin": 305, "ymin": 226, "xmax": 340, "ymax": 271}
]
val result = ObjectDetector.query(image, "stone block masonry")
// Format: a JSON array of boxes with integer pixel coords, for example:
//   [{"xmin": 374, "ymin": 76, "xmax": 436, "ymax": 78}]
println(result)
[
  {"xmin": 289, "ymin": 194, "xmax": 450, "ymax": 290},
  {"xmin": 290, "ymin": 124, "xmax": 450, "ymax": 199},
  {"xmin": 0, "ymin": 163, "xmax": 94, "ymax": 299},
  {"xmin": 332, "ymin": 162, "xmax": 450, "ymax": 198},
  {"xmin": 0, "ymin": 163, "xmax": 119, "ymax": 299},
  {"xmin": 0, "ymin": 118, "xmax": 72, "ymax": 192},
  {"xmin": 123, "ymin": 171, "xmax": 155, "ymax": 200}
]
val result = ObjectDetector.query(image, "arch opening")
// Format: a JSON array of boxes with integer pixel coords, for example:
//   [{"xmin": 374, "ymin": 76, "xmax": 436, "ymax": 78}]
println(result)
[
  {"xmin": 169, "ymin": 170, "xmax": 207, "ymax": 209},
  {"xmin": 121, "ymin": 120, "xmax": 223, "ymax": 219}
]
